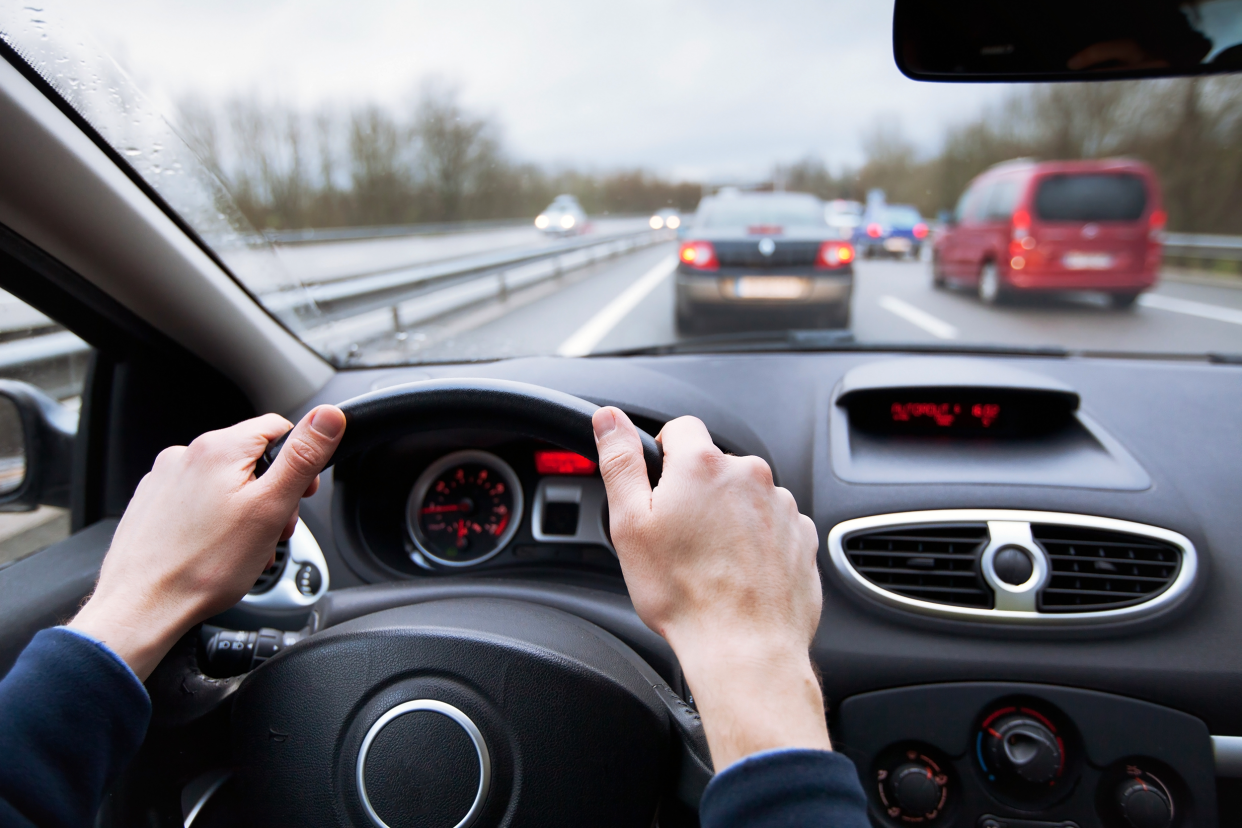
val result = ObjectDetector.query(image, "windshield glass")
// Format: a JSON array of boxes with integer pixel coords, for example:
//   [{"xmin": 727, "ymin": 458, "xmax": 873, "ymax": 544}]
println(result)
[{"xmin": 3, "ymin": 2, "xmax": 1241, "ymax": 363}]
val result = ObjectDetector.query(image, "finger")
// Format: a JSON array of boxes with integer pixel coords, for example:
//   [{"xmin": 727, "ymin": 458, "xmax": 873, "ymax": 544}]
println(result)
[
  {"xmin": 303, "ymin": 474, "xmax": 320, "ymax": 499},
  {"xmin": 594, "ymin": 407, "xmax": 653, "ymax": 527},
  {"xmin": 279, "ymin": 509, "xmax": 299, "ymax": 542},
  {"xmin": 258, "ymin": 405, "xmax": 346, "ymax": 510},
  {"xmin": 197, "ymin": 413, "xmax": 296, "ymax": 472},
  {"xmin": 656, "ymin": 416, "xmax": 720, "ymax": 472}
]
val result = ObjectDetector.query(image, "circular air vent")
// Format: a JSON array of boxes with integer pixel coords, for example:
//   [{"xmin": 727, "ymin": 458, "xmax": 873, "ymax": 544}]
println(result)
[{"xmin": 827, "ymin": 511, "xmax": 1196, "ymax": 625}]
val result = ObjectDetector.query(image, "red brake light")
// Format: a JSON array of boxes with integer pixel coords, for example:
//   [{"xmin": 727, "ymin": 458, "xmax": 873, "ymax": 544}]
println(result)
[
  {"xmin": 535, "ymin": 450, "xmax": 598, "ymax": 476},
  {"xmin": 866, "ymin": 223, "xmax": 882, "ymax": 238},
  {"xmin": 747, "ymin": 225, "xmax": 783, "ymax": 235},
  {"xmin": 1150, "ymin": 209, "xmax": 1167, "ymax": 230},
  {"xmin": 1012, "ymin": 208, "xmax": 1031, "ymax": 240},
  {"xmin": 913, "ymin": 223, "xmax": 929, "ymax": 239},
  {"xmin": 817, "ymin": 241, "xmax": 854, "ymax": 268},
  {"xmin": 679, "ymin": 241, "xmax": 718, "ymax": 270}
]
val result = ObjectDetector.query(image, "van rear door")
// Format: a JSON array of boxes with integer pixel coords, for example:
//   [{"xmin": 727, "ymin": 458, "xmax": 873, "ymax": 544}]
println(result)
[{"xmin": 1030, "ymin": 172, "xmax": 1150, "ymax": 277}]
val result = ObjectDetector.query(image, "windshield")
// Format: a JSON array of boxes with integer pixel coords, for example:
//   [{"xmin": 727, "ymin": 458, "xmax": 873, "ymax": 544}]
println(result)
[{"xmin": 2, "ymin": 2, "xmax": 1241, "ymax": 363}]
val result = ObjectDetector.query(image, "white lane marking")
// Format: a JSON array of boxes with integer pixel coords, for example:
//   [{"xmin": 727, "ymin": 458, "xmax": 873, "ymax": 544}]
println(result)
[
  {"xmin": 556, "ymin": 256, "xmax": 678, "ymax": 356},
  {"xmin": 1138, "ymin": 293, "xmax": 1242, "ymax": 327},
  {"xmin": 878, "ymin": 295, "xmax": 960, "ymax": 340}
]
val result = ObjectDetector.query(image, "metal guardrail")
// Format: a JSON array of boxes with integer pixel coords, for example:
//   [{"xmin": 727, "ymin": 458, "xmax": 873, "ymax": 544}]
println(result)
[
  {"xmin": 261, "ymin": 218, "xmax": 534, "ymax": 245},
  {"xmin": 1163, "ymin": 233, "xmax": 1242, "ymax": 264},
  {"xmin": 260, "ymin": 214, "xmax": 648, "ymax": 246}
]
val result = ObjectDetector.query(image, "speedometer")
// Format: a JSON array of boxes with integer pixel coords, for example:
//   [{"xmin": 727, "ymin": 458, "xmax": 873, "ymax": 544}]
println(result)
[{"xmin": 406, "ymin": 450, "xmax": 524, "ymax": 567}]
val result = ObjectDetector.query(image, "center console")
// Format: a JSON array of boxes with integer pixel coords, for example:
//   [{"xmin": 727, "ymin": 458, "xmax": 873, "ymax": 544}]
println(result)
[{"xmin": 836, "ymin": 683, "xmax": 1216, "ymax": 828}]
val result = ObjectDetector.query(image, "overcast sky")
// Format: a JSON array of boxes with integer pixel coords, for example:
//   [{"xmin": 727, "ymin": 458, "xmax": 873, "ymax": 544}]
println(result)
[{"xmin": 55, "ymin": 0, "xmax": 1008, "ymax": 181}]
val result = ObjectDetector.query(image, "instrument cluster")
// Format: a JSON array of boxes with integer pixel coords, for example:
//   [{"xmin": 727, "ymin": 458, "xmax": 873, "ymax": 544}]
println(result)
[{"xmin": 336, "ymin": 435, "xmax": 622, "ymax": 580}]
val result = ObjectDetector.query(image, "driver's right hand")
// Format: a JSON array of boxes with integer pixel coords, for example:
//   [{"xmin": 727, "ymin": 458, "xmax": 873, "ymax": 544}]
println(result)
[{"xmin": 592, "ymin": 406, "xmax": 831, "ymax": 770}]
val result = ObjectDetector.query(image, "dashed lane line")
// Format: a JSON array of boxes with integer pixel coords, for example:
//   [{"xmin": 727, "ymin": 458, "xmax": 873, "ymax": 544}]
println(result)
[
  {"xmin": 556, "ymin": 256, "xmax": 678, "ymax": 356},
  {"xmin": 878, "ymin": 295, "xmax": 960, "ymax": 340},
  {"xmin": 1138, "ymin": 293, "xmax": 1242, "ymax": 327}
]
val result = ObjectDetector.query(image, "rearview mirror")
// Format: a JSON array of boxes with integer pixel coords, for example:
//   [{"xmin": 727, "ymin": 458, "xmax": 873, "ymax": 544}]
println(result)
[
  {"xmin": 0, "ymin": 380, "xmax": 76, "ymax": 512},
  {"xmin": 894, "ymin": 0, "xmax": 1242, "ymax": 82}
]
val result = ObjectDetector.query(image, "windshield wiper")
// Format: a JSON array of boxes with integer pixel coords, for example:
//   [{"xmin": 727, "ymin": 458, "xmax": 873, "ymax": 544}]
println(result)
[{"xmin": 590, "ymin": 331, "xmax": 1070, "ymax": 358}]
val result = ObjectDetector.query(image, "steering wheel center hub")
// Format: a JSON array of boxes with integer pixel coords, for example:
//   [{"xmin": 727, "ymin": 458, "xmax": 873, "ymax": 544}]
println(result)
[{"xmin": 358, "ymin": 700, "xmax": 491, "ymax": 828}]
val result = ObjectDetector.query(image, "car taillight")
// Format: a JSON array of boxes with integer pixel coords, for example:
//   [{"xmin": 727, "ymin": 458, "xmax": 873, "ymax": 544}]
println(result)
[
  {"xmin": 1149, "ymin": 209, "xmax": 1167, "ymax": 241},
  {"xmin": 817, "ymin": 241, "xmax": 854, "ymax": 268},
  {"xmin": 866, "ymin": 223, "xmax": 883, "ymax": 238},
  {"xmin": 913, "ymin": 223, "xmax": 929, "ymax": 239},
  {"xmin": 679, "ymin": 241, "xmax": 718, "ymax": 270},
  {"xmin": 1011, "ymin": 208, "xmax": 1030, "ymax": 240}
]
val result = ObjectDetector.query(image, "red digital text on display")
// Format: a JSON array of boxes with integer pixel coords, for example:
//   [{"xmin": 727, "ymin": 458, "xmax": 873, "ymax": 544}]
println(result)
[{"xmin": 890, "ymin": 401, "xmax": 1001, "ymax": 428}]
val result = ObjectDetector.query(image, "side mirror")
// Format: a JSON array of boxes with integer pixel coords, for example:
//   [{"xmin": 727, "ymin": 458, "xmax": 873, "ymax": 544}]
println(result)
[{"xmin": 0, "ymin": 380, "xmax": 76, "ymax": 512}]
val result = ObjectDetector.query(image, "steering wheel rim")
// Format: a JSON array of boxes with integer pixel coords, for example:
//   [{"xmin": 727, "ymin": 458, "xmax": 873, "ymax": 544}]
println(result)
[{"xmin": 255, "ymin": 378, "xmax": 664, "ymax": 488}]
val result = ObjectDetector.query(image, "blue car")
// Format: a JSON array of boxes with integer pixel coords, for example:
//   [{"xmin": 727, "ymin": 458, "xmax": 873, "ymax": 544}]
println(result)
[{"xmin": 855, "ymin": 204, "xmax": 930, "ymax": 259}]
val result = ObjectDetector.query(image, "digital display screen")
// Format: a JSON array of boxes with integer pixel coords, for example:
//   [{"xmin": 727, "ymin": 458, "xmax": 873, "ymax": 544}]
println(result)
[
  {"xmin": 889, "ymin": 401, "xmax": 1003, "ymax": 429},
  {"xmin": 841, "ymin": 387, "xmax": 1077, "ymax": 438}
]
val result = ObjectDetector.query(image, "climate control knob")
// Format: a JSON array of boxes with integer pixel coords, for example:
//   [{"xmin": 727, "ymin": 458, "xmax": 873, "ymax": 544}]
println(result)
[
  {"xmin": 983, "ymin": 713, "xmax": 1063, "ymax": 784},
  {"xmin": 1116, "ymin": 776, "xmax": 1173, "ymax": 828},
  {"xmin": 877, "ymin": 750, "xmax": 950, "ymax": 822}
]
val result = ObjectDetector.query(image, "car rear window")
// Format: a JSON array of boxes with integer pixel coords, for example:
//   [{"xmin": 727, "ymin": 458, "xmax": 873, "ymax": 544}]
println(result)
[
  {"xmin": 1034, "ymin": 174, "xmax": 1148, "ymax": 222},
  {"xmin": 885, "ymin": 206, "xmax": 923, "ymax": 228},
  {"xmin": 702, "ymin": 198, "xmax": 826, "ymax": 228}
]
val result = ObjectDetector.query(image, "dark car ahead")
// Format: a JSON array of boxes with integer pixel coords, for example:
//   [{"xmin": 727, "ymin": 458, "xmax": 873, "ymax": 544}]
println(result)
[{"xmin": 675, "ymin": 192, "xmax": 855, "ymax": 333}]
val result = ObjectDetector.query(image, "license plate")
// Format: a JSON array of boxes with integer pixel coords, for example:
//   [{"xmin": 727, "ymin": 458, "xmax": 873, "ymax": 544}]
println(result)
[
  {"xmin": 734, "ymin": 276, "xmax": 808, "ymax": 299},
  {"xmin": 1063, "ymin": 252, "xmax": 1115, "ymax": 270},
  {"xmin": 884, "ymin": 237, "xmax": 912, "ymax": 252}
]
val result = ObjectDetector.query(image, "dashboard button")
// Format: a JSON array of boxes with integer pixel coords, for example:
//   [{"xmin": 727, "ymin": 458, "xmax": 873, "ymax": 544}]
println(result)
[{"xmin": 1116, "ymin": 776, "xmax": 1173, "ymax": 828}]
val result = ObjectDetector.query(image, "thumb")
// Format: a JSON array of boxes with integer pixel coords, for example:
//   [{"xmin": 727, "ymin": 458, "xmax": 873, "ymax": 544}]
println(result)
[
  {"xmin": 258, "ymin": 405, "xmax": 346, "ymax": 510},
  {"xmin": 593, "ymin": 407, "xmax": 652, "ymax": 533}
]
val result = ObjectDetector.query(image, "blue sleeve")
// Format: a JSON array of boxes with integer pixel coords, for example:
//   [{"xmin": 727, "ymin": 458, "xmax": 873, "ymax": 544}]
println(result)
[
  {"xmin": 0, "ymin": 627, "xmax": 151, "ymax": 828},
  {"xmin": 700, "ymin": 748, "xmax": 871, "ymax": 828}
]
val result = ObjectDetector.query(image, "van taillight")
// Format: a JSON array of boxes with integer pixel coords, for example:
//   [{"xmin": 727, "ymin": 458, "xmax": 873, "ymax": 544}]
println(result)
[
  {"xmin": 913, "ymin": 223, "xmax": 929, "ymax": 239},
  {"xmin": 1012, "ymin": 208, "xmax": 1031, "ymax": 240},
  {"xmin": 1149, "ymin": 209, "xmax": 1167, "ymax": 242}
]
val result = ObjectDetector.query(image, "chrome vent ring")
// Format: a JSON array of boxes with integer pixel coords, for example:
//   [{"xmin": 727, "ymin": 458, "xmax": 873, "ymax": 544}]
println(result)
[{"xmin": 827, "ymin": 510, "xmax": 1196, "ymax": 625}]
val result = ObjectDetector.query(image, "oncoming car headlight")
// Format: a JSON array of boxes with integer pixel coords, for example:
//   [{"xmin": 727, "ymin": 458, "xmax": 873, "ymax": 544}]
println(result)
[
  {"xmin": 666, "ymin": 215, "xmax": 681, "ymax": 229},
  {"xmin": 649, "ymin": 215, "xmax": 664, "ymax": 229},
  {"xmin": 535, "ymin": 214, "xmax": 550, "ymax": 229},
  {"xmin": 560, "ymin": 214, "xmax": 576, "ymax": 229}
]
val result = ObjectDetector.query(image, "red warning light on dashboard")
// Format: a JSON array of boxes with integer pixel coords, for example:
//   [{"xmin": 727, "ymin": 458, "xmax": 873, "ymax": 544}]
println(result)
[
  {"xmin": 890, "ymin": 401, "xmax": 1001, "ymax": 428},
  {"xmin": 535, "ymin": 450, "xmax": 598, "ymax": 475}
]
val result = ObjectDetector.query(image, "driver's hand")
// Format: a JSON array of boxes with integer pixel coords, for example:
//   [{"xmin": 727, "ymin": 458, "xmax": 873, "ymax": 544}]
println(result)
[
  {"xmin": 593, "ymin": 406, "xmax": 830, "ymax": 770},
  {"xmin": 70, "ymin": 406, "xmax": 346, "ymax": 680}
]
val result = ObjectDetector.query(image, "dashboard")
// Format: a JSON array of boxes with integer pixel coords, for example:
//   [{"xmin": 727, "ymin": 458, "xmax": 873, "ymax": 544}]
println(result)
[{"xmin": 233, "ymin": 351, "xmax": 1242, "ymax": 827}]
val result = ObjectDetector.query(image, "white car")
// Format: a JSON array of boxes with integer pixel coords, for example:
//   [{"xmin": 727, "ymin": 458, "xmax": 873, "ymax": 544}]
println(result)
[
  {"xmin": 534, "ymin": 195, "xmax": 587, "ymax": 235},
  {"xmin": 649, "ymin": 208, "xmax": 681, "ymax": 231}
]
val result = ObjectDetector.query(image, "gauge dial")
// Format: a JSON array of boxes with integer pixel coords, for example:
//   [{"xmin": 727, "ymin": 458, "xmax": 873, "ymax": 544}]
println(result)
[{"xmin": 407, "ymin": 450, "xmax": 524, "ymax": 567}]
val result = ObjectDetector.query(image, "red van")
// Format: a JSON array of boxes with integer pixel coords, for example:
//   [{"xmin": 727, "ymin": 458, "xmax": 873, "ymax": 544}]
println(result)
[{"xmin": 932, "ymin": 159, "xmax": 1165, "ymax": 307}]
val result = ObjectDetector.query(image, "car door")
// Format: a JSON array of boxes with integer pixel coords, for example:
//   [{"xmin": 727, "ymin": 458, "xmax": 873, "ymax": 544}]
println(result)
[{"xmin": 0, "ymin": 226, "xmax": 254, "ymax": 676}]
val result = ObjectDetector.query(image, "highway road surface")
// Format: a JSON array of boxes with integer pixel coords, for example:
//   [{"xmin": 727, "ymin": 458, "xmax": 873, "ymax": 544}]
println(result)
[{"xmin": 345, "ymin": 242, "xmax": 1242, "ymax": 365}]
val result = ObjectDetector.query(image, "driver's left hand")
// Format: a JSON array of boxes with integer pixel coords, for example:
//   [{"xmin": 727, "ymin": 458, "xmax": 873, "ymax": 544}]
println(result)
[{"xmin": 69, "ymin": 406, "xmax": 346, "ymax": 680}]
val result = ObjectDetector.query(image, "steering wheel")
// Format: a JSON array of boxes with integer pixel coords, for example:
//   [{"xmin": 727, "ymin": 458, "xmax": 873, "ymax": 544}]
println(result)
[{"xmin": 182, "ymin": 380, "xmax": 710, "ymax": 827}]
